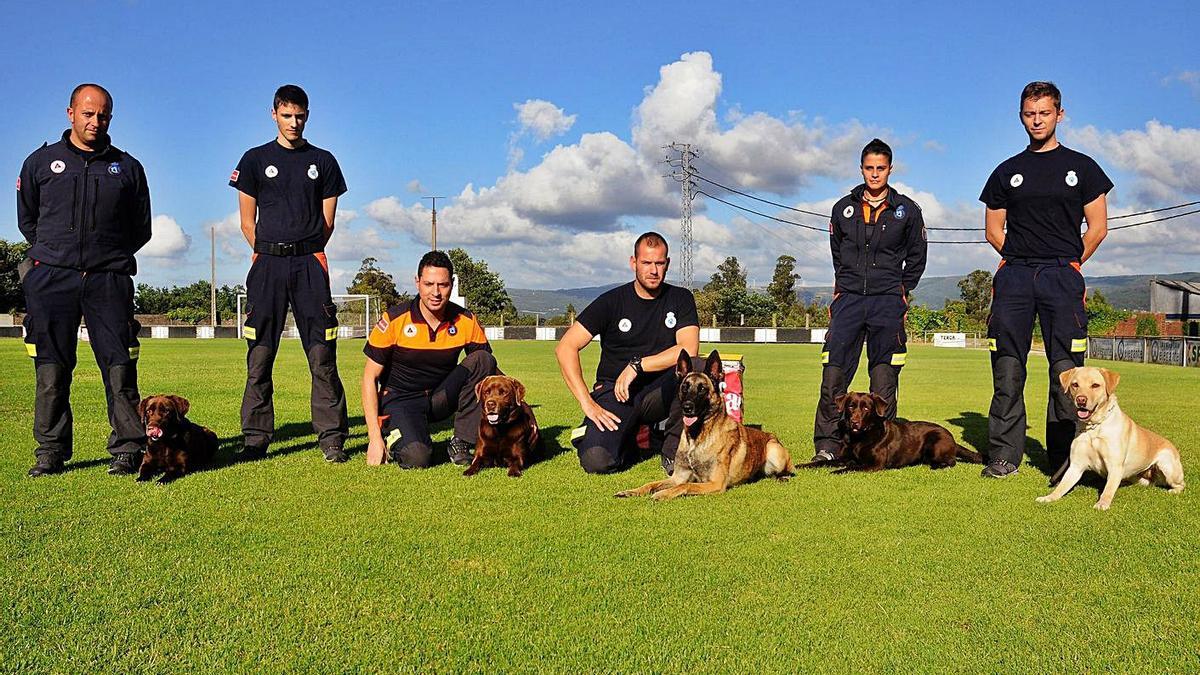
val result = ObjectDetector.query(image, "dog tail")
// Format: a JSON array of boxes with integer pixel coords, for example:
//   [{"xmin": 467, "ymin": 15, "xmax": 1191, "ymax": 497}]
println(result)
[{"xmin": 955, "ymin": 444, "xmax": 984, "ymax": 464}]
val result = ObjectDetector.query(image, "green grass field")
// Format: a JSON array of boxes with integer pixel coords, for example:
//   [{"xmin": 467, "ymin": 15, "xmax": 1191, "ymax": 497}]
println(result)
[{"xmin": 2, "ymin": 338, "xmax": 1198, "ymax": 672}]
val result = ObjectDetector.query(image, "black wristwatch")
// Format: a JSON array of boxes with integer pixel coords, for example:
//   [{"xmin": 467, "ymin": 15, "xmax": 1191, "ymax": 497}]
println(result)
[{"xmin": 628, "ymin": 357, "xmax": 644, "ymax": 375}]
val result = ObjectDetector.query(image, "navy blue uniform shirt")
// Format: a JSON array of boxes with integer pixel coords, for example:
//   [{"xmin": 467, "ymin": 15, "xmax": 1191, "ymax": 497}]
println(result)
[
  {"xmin": 979, "ymin": 145, "xmax": 1113, "ymax": 259},
  {"xmin": 576, "ymin": 282, "xmax": 698, "ymax": 385},
  {"xmin": 17, "ymin": 130, "xmax": 152, "ymax": 274},
  {"xmin": 229, "ymin": 140, "xmax": 347, "ymax": 246},
  {"xmin": 829, "ymin": 184, "xmax": 927, "ymax": 296}
]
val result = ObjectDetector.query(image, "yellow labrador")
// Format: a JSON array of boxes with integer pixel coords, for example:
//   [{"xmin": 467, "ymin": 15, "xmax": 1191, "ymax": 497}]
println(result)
[{"xmin": 1037, "ymin": 367, "xmax": 1185, "ymax": 510}]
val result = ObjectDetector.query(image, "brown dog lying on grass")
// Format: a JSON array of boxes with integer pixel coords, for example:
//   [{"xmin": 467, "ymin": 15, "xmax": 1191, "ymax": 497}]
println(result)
[
  {"xmin": 616, "ymin": 350, "xmax": 794, "ymax": 501},
  {"xmin": 1038, "ymin": 367, "xmax": 1185, "ymax": 510},
  {"xmin": 804, "ymin": 391, "xmax": 982, "ymax": 472},
  {"xmin": 138, "ymin": 395, "xmax": 218, "ymax": 483},
  {"xmin": 465, "ymin": 375, "xmax": 540, "ymax": 477}
]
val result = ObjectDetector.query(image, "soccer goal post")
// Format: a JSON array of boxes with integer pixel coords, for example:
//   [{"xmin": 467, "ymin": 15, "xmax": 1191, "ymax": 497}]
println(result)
[{"xmin": 236, "ymin": 294, "xmax": 376, "ymax": 339}]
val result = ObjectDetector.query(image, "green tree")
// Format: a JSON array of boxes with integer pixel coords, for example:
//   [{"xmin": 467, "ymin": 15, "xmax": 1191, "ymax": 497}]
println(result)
[
  {"xmin": 347, "ymin": 257, "xmax": 405, "ymax": 309},
  {"xmin": 957, "ymin": 269, "xmax": 993, "ymax": 322},
  {"xmin": 0, "ymin": 238, "xmax": 31, "ymax": 312},
  {"xmin": 766, "ymin": 255, "xmax": 799, "ymax": 311},
  {"xmin": 1085, "ymin": 289, "xmax": 1131, "ymax": 336},
  {"xmin": 446, "ymin": 247, "xmax": 515, "ymax": 317}
]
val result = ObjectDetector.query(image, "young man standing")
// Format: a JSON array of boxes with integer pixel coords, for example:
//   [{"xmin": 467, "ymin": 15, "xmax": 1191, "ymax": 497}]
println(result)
[
  {"xmin": 231, "ymin": 85, "xmax": 350, "ymax": 463},
  {"xmin": 811, "ymin": 138, "xmax": 928, "ymax": 463},
  {"xmin": 555, "ymin": 232, "xmax": 699, "ymax": 474},
  {"xmin": 18, "ymin": 84, "xmax": 152, "ymax": 477},
  {"xmin": 979, "ymin": 81, "xmax": 1112, "ymax": 479},
  {"xmin": 361, "ymin": 251, "xmax": 498, "ymax": 468}
]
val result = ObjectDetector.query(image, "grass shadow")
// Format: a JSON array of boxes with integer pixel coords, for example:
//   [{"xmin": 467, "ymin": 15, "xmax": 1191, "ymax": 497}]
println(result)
[
  {"xmin": 63, "ymin": 457, "xmax": 112, "ymax": 473},
  {"xmin": 200, "ymin": 416, "xmax": 370, "ymax": 472},
  {"xmin": 528, "ymin": 424, "xmax": 572, "ymax": 467},
  {"xmin": 947, "ymin": 411, "xmax": 989, "ymax": 454}
]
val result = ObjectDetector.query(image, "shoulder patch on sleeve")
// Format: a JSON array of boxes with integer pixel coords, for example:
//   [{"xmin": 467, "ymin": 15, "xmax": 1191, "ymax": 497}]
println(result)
[{"xmin": 374, "ymin": 314, "xmax": 390, "ymax": 333}]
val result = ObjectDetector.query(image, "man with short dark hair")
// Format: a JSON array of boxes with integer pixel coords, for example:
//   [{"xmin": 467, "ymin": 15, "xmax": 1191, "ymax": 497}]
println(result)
[
  {"xmin": 556, "ymin": 232, "xmax": 700, "ymax": 474},
  {"xmin": 231, "ymin": 84, "xmax": 350, "ymax": 462},
  {"xmin": 18, "ymin": 83, "xmax": 152, "ymax": 477},
  {"xmin": 811, "ymin": 138, "xmax": 928, "ymax": 463},
  {"xmin": 362, "ymin": 251, "xmax": 498, "ymax": 468},
  {"xmin": 979, "ymin": 81, "xmax": 1111, "ymax": 479}
]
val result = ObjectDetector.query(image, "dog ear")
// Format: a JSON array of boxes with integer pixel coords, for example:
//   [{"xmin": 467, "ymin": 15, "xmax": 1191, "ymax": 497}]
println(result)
[
  {"xmin": 474, "ymin": 378, "xmax": 487, "ymax": 401},
  {"xmin": 871, "ymin": 394, "xmax": 889, "ymax": 417},
  {"xmin": 1058, "ymin": 368, "xmax": 1076, "ymax": 393},
  {"xmin": 676, "ymin": 349, "xmax": 692, "ymax": 377},
  {"xmin": 834, "ymin": 393, "xmax": 848, "ymax": 412},
  {"xmin": 1100, "ymin": 368, "xmax": 1120, "ymax": 394},
  {"xmin": 168, "ymin": 395, "xmax": 190, "ymax": 417},
  {"xmin": 511, "ymin": 377, "xmax": 526, "ymax": 404},
  {"xmin": 704, "ymin": 350, "xmax": 723, "ymax": 382},
  {"xmin": 137, "ymin": 397, "xmax": 151, "ymax": 422}
]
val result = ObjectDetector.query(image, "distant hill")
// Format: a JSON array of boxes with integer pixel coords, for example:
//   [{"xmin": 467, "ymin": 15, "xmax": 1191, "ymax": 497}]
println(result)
[
  {"xmin": 508, "ymin": 272, "xmax": 1200, "ymax": 314},
  {"xmin": 507, "ymin": 283, "xmax": 622, "ymax": 314},
  {"xmin": 907, "ymin": 271, "xmax": 1200, "ymax": 310}
]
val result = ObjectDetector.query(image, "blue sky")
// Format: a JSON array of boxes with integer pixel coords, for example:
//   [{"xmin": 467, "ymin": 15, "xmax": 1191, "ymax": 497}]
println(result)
[{"xmin": 3, "ymin": 0, "xmax": 1198, "ymax": 292}]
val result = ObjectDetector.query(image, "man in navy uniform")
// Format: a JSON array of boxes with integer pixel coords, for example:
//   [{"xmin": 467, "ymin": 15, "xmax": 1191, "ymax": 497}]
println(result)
[
  {"xmin": 979, "ymin": 81, "xmax": 1111, "ymax": 480},
  {"xmin": 17, "ymin": 83, "xmax": 152, "ymax": 477},
  {"xmin": 812, "ymin": 138, "xmax": 928, "ymax": 463},
  {"xmin": 555, "ymin": 232, "xmax": 700, "ymax": 474},
  {"xmin": 231, "ymin": 84, "xmax": 350, "ymax": 462}
]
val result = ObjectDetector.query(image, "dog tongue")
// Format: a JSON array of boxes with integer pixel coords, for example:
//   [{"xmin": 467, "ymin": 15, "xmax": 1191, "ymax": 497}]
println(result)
[
  {"xmin": 1077, "ymin": 409, "xmax": 1091, "ymax": 420},
  {"xmin": 683, "ymin": 415, "xmax": 698, "ymax": 427},
  {"xmin": 487, "ymin": 413, "xmax": 500, "ymax": 424},
  {"xmin": 147, "ymin": 427, "xmax": 163, "ymax": 440}
]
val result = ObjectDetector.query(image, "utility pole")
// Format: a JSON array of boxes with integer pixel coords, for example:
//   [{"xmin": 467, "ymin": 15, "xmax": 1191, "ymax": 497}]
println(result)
[
  {"xmin": 422, "ymin": 196, "xmax": 448, "ymax": 250},
  {"xmin": 663, "ymin": 142, "xmax": 699, "ymax": 290},
  {"xmin": 210, "ymin": 226, "xmax": 217, "ymax": 328}
]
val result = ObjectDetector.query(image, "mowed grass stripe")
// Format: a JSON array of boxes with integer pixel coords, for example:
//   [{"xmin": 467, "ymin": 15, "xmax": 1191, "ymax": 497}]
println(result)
[{"xmin": 1, "ymin": 339, "xmax": 1196, "ymax": 672}]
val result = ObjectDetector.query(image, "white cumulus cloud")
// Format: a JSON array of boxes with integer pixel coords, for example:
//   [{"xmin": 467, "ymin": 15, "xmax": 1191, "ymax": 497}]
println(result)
[
  {"xmin": 141, "ymin": 215, "xmax": 191, "ymax": 258},
  {"xmin": 1069, "ymin": 121, "xmax": 1200, "ymax": 202},
  {"xmin": 514, "ymin": 99, "xmax": 578, "ymax": 141}
]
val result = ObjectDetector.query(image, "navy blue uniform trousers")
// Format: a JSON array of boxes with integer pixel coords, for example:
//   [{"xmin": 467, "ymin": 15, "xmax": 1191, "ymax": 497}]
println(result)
[
  {"xmin": 241, "ymin": 253, "xmax": 348, "ymax": 450},
  {"xmin": 813, "ymin": 293, "xmax": 908, "ymax": 456},
  {"xmin": 987, "ymin": 258, "xmax": 1088, "ymax": 469},
  {"xmin": 22, "ymin": 263, "xmax": 143, "ymax": 460}
]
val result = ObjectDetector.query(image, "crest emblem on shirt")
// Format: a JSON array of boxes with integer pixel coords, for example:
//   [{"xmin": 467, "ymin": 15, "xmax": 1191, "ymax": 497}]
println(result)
[
  {"xmin": 265, "ymin": 165, "xmax": 279, "ymax": 178},
  {"xmin": 307, "ymin": 164, "xmax": 319, "ymax": 180},
  {"xmin": 50, "ymin": 160, "xmax": 65, "ymax": 174},
  {"xmin": 842, "ymin": 205, "xmax": 855, "ymax": 219},
  {"xmin": 1009, "ymin": 173, "xmax": 1023, "ymax": 188},
  {"xmin": 1065, "ymin": 170, "xmax": 1078, "ymax": 187},
  {"xmin": 618, "ymin": 318, "xmax": 632, "ymax": 332},
  {"xmin": 107, "ymin": 162, "xmax": 121, "ymax": 175},
  {"xmin": 665, "ymin": 312, "xmax": 677, "ymax": 329},
  {"xmin": 403, "ymin": 323, "xmax": 418, "ymax": 338},
  {"xmin": 230, "ymin": 169, "xmax": 239, "ymax": 183},
  {"xmin": 448, "ymin": 325, "xmax": 458, "ymax": 336},
  {"xmin": 894, "ymin": 205, "xmax": 906, "ymax": 220}
]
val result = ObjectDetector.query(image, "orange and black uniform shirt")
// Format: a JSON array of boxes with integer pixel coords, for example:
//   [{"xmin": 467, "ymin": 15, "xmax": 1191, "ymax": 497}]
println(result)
[{"xmin": 364, "ymin": 299, "xmax": 490, "ymax": 402}]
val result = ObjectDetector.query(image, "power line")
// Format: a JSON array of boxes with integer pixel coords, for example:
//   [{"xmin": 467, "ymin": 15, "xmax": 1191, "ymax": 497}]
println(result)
[
  {"xmin": 691, "ymin": 171, "xmax": 829, "ymax": 218},
  {"xmin": 696, "ymin": 190, "xmax": 828, "ymax": 232},
  {"xmin": 1110, "ymin": 200, "xmax": 1200, "ymax": 220},
  {"xmin": 1109, "ymin": 207, "xmax": 1200, "ymax": 231}
]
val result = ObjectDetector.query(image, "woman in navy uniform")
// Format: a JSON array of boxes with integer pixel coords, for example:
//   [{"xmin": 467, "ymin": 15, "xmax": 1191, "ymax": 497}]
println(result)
[{"xmin": 811, "ymin": 139, "xmax": 927, "ymax": 463}]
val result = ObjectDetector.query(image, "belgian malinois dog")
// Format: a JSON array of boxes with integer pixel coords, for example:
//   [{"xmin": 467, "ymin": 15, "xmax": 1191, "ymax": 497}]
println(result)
[{"xmin": 616, "ymin": 349, "xmax": 794, "ymax": 501}]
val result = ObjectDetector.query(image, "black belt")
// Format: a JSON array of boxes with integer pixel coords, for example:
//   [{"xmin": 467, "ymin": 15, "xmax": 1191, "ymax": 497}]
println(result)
[
  {"xmin": 1003, "ymin": 256, "xmax": 1078, "ymax": 267},
  {"xmin": 254, "ymin": 240, "xmax": 324, "ymax": 256}
]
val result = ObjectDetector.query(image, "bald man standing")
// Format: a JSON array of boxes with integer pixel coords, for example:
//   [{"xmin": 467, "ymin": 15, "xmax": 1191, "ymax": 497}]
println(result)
[{"xmin": 17, "ymin": 83, "xmax": 153, "ymax": 477}]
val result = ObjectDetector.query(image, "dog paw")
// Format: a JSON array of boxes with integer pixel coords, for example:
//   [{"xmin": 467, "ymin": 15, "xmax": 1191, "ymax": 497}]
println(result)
[
  {"xmin": 1093, "ymin": 500, "xmax": 1112, "ymax": 511},
  {"xmin": 650, "ymin": 491, "xmax": 676, "ymax": 502},
  {"xmin": 614, "ymin": 490, "xmax": 636, "ymax": 498},
  {"xmin": 1169, "ymin": 486, "xmax": 1185, "ymax": 494},
  {"xmin": 1035, "ymin": 495, "xmax": 1057, "ymax": 503}
]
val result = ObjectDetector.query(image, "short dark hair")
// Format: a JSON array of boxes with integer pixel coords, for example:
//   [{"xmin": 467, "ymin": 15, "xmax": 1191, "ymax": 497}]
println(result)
[
  {"xmin": 860, "ymin": 138, "xmax": 892, "ymax": 165},
  {"xmin": 70, "ymin": 83, "xmax": 112, "ymax": 110},
  {"xmin": 1021, "ymin": 81, "xmax": 1061, "ymax": 110},
  {"xmin": 633, "ymin": 231, "xmax": 669, "ymax": 257},
  {"xmin": 274, "ymin": 84, "xmax": 309, "ymax": 111},
  {"xmin": 417, "ymin": 250, "xmax": 454, "ymax": 278}
]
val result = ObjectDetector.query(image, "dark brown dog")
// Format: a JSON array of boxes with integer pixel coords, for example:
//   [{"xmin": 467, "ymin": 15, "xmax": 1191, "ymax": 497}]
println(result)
[
  {"xmin": 805, "ymin": 391, "xmax": 982, "ymax": 472},
  {"xmin": 465, "ymin": 375, "xmax": 540, "ymax": 477},
  {"xmin": 137, "ymin": 395, "xmax": 218, "ymax": 483}
]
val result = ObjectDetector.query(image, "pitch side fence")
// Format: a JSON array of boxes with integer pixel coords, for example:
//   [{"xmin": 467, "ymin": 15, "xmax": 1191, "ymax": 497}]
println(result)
[{"xmin": 2, "ymin": 325, "xmax": 1197, "ymax": 368}]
